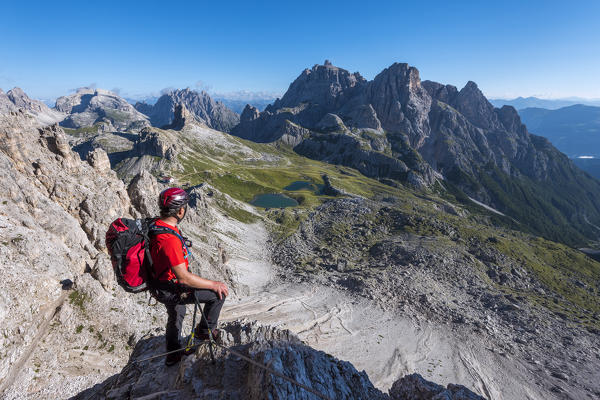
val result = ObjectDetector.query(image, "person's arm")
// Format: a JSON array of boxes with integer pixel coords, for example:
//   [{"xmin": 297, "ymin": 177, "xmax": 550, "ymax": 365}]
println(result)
[{"xmin": 172, "ymin": 263, "xmax": 229, "ymax": 299}]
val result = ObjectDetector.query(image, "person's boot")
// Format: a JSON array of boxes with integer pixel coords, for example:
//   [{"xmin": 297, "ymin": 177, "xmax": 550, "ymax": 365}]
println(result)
[
  {"xmin": 165, "ymin": 349, "xmax": 184, "ymax": 366},
  {"xmin": 195, "ymin": 325, "xmax": 221, "ymax": 343}
]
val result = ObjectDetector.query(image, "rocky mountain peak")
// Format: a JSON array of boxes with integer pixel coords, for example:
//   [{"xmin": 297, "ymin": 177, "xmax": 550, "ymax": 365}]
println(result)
[
  {"xmin": 496, "ymin": 104, "xmax": 526, "ymax": 134},
  {"xmin": 276, "ymin": 61, "xmax": 367, "ymax": 110},
  {"xmin": 421, "ymin": 80, "xmax": 459, "ymax": 105},
  {"xmin": 230, "ymin": 60, "xmax": 600, "ymax": 245},
  {"xmin": 136, "ymin": 88, "xmax": 239, "ymax": 132},
  {"xmin": 6, "ymin": 86, "xmax": 26, "ymax": 99},
  {"xmin": 380, "ymin": 62, "xmax": 422, "ymax": 89},
  {"xmin": 0, "ymin": 88, "xmax": 17, "ymax": 113},
  {"xmin": 7, "ymin": 87, "xmax": 45, "ymax": 113},
  {"xmin": 162, "ymin": 103, "xmax": 191, "ymax": 130},
  {"xmin": 55, "ymin": 87, "xmax": 149, "ymax": 131},
  {"xmin": 0, "ymin": 87, "xmax": 65, "ymax": 125},
  {"xmin": 452, "ymin": 80, "xmax": 501, "ymax": 130},
  {"xmin": 367, "ymin": 62, "xmax": 432, "ymax": 147},
  {"xmin": 240, "ymin": 104, "xmax": 260, "ymax": 123}
]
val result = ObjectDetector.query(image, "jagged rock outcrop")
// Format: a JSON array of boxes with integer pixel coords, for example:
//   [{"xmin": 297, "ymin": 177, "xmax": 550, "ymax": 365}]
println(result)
[
  {"xmin": 75, "ymin": 321, "xmax": 483, "ymax": 400},
  {"xmin": 316, "ymin": 113, "xmax": 348, "ymax": 132},
  {"xmin": 232, "ymin": 60, "xmax": 600, "ymax": 245},
  {"xmin": 452, "ymin": 81, "xmax": 503, "ymax": 131},
  {"xmin": 274, "ymin": 62, "xmax": 366, "ymax": 110},
  {"xmin": 365, "ymin": 63, "xmax": 432, "ymax": 148},
  {"xmin": 162, "ymin": 103, "xmax": 191, "ymax": 130},
  {"xmin": 56, "ymin": 87, "xmax": 149, "ymax": 131},
  {"xmin": 135, "ymin": 88, "xmax": 239, "ymax": 132},
  {"xmin": 0, "ymin": 88, "xmax": 17, "ymax": 113},
  {"xmin": 390, "ymin": 374, "xmax": 485, "ymax": 400},
  {"xmin": 240, "ymin": 103, "xmax": 260, "ymax": 123},
  {"xmin": 133, "ymin": 127, "xmax": 179, "ymax": 160},
  {"xmin": 0, "ymin": 87, "xmax": 64, "ymax": 125},
  {"xmin": 320, "ymin": 174, "xmax": 346, "ymax": 196},
  {"xmin": 421, "ymin": 81, "xmax": 459, "ymax": 105},
  {"xmin": 86, "ymin": 147, "xmax": 112, "ymax": 173},
  {"xmin": 127, "ymin": 170, "xmax": 160, "ymax": 217}
]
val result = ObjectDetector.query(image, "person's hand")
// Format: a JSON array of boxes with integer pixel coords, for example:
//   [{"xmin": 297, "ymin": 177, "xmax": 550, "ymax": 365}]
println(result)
[{"xmin": 212, "ymin": 281, "xmax": 229, "ymax": 299}]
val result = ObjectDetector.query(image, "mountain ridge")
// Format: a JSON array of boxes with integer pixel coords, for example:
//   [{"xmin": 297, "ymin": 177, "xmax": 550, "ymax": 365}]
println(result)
[
  {"xmin": 518, "ymin": 104, "xmax": 600, "ymax": 158},
  {"xmin": 134, "ymin": 88, "xmax": 239, "ymax": 132},
  {"xmin": 0, "ymin": 87, "xmax": 64, "ymax": 125},
  {"xmin": 490, "ymin": 96, "xmax": 600, "ymax": 110},
  {"xmin": 55, "ymin": 87, "xmax": 150, "ymax": 131},
  {"xmin": 231, "ymin": 61, "xmax": 600, "ymax": 246}
]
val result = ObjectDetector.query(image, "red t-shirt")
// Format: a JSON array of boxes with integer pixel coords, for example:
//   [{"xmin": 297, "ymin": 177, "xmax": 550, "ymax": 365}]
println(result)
[{"xmin": 150, "ymin": 220, "xmax": 189, "ymax": 282}]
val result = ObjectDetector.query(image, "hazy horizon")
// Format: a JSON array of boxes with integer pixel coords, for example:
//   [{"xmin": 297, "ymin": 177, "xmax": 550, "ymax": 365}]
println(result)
[{"xmin": 2, "ymin": 79, "xmax": 600, "ymax": 107}]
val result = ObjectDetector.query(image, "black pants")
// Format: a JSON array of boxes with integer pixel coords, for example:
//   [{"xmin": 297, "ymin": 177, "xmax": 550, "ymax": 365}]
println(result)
[{"xmin": 155, "ymin": 287, "xmax": 226, "ymax": 352}]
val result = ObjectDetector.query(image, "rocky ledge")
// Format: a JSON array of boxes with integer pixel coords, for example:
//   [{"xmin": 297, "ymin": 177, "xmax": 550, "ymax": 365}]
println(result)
[{"xmin": 75, "ymin": 321, "xmax": 484, "ymax": 400}]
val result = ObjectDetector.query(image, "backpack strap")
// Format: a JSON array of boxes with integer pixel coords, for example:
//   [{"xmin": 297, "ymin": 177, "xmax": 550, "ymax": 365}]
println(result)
[
  {"xmin": 147, "ymin": 222, "xmax": 191, "ymax": 284},
  {"xmin": 148, "ymin": 225, "xmax": 190, "ymax": 259}
]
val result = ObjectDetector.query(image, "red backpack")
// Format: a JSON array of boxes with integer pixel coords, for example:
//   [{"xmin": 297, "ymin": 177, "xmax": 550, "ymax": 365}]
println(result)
[{"xmin": 105, "ymin": 218, "xmax": 188, "ymax": 293}]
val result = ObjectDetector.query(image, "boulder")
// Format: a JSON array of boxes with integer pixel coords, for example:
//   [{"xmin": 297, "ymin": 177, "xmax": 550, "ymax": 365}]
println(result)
[
  {"xmin": 316, "ymin": 113, "xmax": 348, "ymax": 132},
  {"xmin": 390, "ymin": 373, "xmax": 485, "ymax": 400},
  {"xmin": 127, "ymin": 170, "xmax": 160, "ymax": 217},
  {"xmin": 86, "ymin": 147, "xmax": 111, "ymax": 173}
]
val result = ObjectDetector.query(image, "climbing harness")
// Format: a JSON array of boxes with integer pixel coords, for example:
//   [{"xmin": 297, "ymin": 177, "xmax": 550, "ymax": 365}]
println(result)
[{"xmin": 185, "ymin": 299, "xmax": 198, "ymax": 353}]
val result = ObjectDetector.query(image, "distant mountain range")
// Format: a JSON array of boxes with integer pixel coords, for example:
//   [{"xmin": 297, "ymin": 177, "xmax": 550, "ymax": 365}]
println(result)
[
  {"xmin": 1, "ymin": 86, "xmax": 242, "ymax": 133},
  {"xmin": 518, "ymin": 105, "xmax": 600, "ymax": 158},
  {"xmin": 490, "ymin": 96, "xmax": 600, "ymax": 110},
  {"xmin": 515, "ymin": 104, "xmax": 600, "ymax": 179},
  {"xmin": 213, "ymin": 97, "xmax": 276, "ymax": 114},
  {"xmin": 124, "ymin": 92, "xmax": 278, "ymax": 114}
]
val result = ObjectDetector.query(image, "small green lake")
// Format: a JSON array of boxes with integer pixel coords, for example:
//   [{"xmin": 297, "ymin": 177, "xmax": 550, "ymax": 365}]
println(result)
[
  {"xmin": 284, "ymin": 180, "xmax": 325, "ymax": 194},
  {"xmin": 250, "ymin": 193, "xmax": 299, "ymax": 208}
]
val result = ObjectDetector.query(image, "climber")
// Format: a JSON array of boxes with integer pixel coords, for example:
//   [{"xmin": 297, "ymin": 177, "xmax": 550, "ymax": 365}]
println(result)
[{"xmin": 151, "ymin": 187, "xmax": 229, "ymax": 366}]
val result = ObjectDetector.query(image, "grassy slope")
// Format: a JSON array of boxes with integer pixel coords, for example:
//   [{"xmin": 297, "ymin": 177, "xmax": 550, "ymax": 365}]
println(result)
[{"xmin": 171, "ymin": 126, "xmax": 600, "ymax": 328}]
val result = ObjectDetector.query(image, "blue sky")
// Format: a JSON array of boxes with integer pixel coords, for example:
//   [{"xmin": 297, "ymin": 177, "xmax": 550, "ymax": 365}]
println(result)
[{"xmin": 2, "ymin": 0, "xmax": 599, "ymax": 101}]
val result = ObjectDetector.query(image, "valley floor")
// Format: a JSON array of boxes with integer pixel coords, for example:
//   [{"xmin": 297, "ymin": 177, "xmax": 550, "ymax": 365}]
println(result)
[{"xmin": 219, "ymin": 220, "xmax": 587, "ymax": 400}]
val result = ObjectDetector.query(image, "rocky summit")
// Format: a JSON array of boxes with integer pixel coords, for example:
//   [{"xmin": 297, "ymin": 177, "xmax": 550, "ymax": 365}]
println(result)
[
  {"xmin": 0, "ymin": 87, "xmax": 64, "ymax": 126},
  {"xmin": 56, "ymin": 87, "xmax": 150, "ymax": 132},
  {"xmin": 232, "ymin": 61, "xmax": 600, "ymax": 246},
  {"xmin": 135, "ymin": 88, "xmax": 240, "ymax": 132}
]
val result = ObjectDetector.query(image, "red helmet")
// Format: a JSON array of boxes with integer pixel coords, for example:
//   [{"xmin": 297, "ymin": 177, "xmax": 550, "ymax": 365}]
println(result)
[{"xmin": 159, "ymin": 187, "xmax": 189, "ymax": 211}]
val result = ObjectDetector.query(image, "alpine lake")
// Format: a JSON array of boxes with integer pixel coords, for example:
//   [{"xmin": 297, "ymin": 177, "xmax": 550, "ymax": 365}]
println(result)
[{"xmin": 249, "ymin": 181, "xmax": 325, "ymax": 209}]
